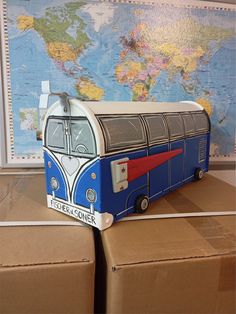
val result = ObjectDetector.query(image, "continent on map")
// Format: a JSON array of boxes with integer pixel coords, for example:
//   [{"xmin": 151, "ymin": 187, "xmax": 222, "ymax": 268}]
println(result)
[
  {"xmin": 47, "ymin": 42, "xmax": 79, "ymax": 63},
  {"xmin": 17, "ymin": 16, "xmax": 34, "ymax": 30},
  {"xmin": 17, "ymin": 2, "xmax": 90, "ymax": 65},
  {"xmin": 116, "ymin": 18, "xmax": 235, "ymax": 101},
  {"xmin": 196, "ymin": 98, "xmax": 213, "ymax": 116},
  {"xmin": 19, "ymin": 108, "xmax": 38, "ymax": 131},
  {"xmin": 76, "ymin": 78, "xmax": 104, "ymax": 100},
  {"xmin": 17, "ymin": 2, "xmax": 105, "ymax": 100}
]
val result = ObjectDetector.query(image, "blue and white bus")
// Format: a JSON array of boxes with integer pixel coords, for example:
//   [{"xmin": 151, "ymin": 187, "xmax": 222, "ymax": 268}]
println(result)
[{"xmin": 42, "ymin": 97, "xmax": 210, "ymax": 230}]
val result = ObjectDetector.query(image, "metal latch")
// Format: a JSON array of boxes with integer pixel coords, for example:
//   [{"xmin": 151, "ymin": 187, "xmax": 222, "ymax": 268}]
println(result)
[{"xmin": 110, "ymin": 157, "xmax": 129, "ymax": 193}]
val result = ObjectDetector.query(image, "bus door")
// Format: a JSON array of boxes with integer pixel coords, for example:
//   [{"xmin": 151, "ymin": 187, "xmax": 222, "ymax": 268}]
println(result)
[
  {"xmin": 143, "ymin": 115, "xmax": 169, "ymax": 201},
  {"xmin": 67, "ymin": 117, "xmax": 98, "ymax": 209},
  {"xmin": 99, "ymin": 115, "xmax": 149, "ymax": 216},
  {"xmin": 165, "ymin": 114, "xmax": 185, "ymax": 190}
]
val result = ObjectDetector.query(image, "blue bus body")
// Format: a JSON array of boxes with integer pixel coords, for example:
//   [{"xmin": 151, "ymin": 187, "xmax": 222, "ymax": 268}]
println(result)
[{"xmin": 43, "ymin": 100, "xmax": 210, "ymax": 230}]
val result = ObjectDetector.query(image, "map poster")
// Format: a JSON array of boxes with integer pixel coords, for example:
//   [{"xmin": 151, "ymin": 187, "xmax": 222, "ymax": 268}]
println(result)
[{"xmin": 0, "ymin": 0, "xmax": 235, "ymax": 165}]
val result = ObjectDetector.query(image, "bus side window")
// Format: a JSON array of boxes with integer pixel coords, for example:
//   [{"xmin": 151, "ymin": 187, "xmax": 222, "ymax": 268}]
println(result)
[
  {"xmin": 99, "ymin": 116, "xmax": 146, "ymax": 152},
  {"xmin": 182, "ymin": 114, "xmax": 195, "ymax": 136},
  {"xmin": 164, "ymin": 114, "xmax": 184, "ymax": 140},
  {"xmin": 192, "ymin": 112, "xmax": 209, "ymax": 134},
  {"xmin": 144, "ymin": 115, "xmax": 168, "ymax": 144},
  {"xmin": 46, "ymin": 118, "xmax": 67, "ymax": 153}
]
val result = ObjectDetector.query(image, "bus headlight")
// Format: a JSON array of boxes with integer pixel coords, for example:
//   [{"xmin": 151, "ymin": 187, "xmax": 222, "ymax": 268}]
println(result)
[
  {"xmin": 50, "ymin": 177, "xmax": 59, "ymax": 190},
  {"xmin": 86, "ymin": 189, "xmax": 97, "ymax": 203}
]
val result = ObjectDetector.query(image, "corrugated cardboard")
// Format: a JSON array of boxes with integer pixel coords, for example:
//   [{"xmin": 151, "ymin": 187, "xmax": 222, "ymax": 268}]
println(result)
[
  {"xmin": 97, "ymin": 174, "xmax": 236, "ymax": 314},
  {"xmin": 0, "ymin": 174, "xmax": 95, "ymax": 314}
]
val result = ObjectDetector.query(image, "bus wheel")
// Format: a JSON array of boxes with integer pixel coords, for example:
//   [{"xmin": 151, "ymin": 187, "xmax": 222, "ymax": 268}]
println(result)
[
  {"xmin": 135, "ymin": 195, "xmax": 149, "ymax": 214},
  {"xmin": 194, "ymin": 168, "xmax": 204, "ymax": 180}
]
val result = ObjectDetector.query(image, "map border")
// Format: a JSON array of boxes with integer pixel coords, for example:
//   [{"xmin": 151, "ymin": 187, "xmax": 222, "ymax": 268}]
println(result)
[{"xmin": 0, "ymin": 0, "xmax": 235, "ymax": 167}]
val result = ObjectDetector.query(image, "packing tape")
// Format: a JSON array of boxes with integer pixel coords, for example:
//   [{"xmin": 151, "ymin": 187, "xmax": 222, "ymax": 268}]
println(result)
[
  {"xmin": 165, "ymin": 191, "xmax": 236, "ymax": 292},
  {"xmin": 0, "ymin": 171, "xmax": 44, "ymax": 176},
  {"xmin": 120, "ymin": 211, "xmax": 236, "ymax": 221},
  {"xmin": 164, "ymin": 191, "xmax": 236, "ymax": 250},
  {"xmin": 0, "ymin": 220, "xmax": 86, "ymax": 227}
]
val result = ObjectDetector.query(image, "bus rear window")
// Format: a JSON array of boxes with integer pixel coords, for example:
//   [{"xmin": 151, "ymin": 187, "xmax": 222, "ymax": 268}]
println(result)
[
  {"xmin": 46, "ymin": 119, "xmax": 66, "ymax": 153},
  {"xmin": 100, "ymin": 116, "xmax": 146, "ymax": 152}
]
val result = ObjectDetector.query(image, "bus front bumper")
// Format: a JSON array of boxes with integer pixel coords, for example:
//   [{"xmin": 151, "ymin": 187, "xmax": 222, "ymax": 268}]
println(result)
[{"xmin": 47, "ymin": 195, "xmax": 114, "ymax": 230}]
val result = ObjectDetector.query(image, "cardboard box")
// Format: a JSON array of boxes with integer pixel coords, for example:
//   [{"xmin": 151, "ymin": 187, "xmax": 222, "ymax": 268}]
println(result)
[
  {"xmin": 0, "ymin": 174, "xmax": 95, "ymax": 314},
  {"xmin": 97, "ymin": 174, "xmax": 236, "ymax": 314}
]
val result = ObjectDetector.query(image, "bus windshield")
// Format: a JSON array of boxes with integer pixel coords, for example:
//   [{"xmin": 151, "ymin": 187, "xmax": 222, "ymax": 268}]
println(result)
[
  {"xmin": 70, "ymin": 120, "xmax": 96, "ymax": 157},
  {"xmin": 46, "ymin": 118, "xmax": 67, "ymax": 154},
  {"xmin": 46, "ymin": 117, "xmax": 96, "ymax": 158}
]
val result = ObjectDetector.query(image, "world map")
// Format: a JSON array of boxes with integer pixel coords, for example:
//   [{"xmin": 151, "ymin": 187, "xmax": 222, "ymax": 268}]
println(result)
[{"xmin": 5, "ymin": 0, "xmax": 236, "ymax": 161}]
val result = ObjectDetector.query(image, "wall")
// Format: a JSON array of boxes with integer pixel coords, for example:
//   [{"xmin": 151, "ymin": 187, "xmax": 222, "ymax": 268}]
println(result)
[
  {"xmin": 0, "ymin": 66, "xmax": 5, "ymax": 168},
  {"xmin": 0, "ymin": 0, "xmax": 235, "ymax": 169}
]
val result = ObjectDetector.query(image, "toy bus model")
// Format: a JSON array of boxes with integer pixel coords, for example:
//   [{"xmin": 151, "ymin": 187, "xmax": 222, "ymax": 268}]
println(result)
[{"xmin": 42, "ymin": 95, "xmax": 210, "ymax": 230}]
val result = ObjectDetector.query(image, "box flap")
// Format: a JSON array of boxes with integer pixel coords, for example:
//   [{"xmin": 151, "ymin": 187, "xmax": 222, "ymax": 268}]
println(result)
[
  {"xmin": 102, "ymin": 174, "xmax": 236, "ymax": 267},
  {"xmin": 0, "ymin": 174, "xmax": 95, "ymax": 267}
]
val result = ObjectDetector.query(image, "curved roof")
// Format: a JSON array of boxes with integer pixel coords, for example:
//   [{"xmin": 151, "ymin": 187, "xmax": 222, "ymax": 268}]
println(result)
[{"xmin": 76, "ymin": 100, "xmax": 203, "ymax": 115}]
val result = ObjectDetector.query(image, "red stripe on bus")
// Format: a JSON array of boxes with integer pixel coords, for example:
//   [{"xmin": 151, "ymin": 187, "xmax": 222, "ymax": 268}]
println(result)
[{"xmin": 119, "ymin": 148, "xmax": 183, "ymax": 182}]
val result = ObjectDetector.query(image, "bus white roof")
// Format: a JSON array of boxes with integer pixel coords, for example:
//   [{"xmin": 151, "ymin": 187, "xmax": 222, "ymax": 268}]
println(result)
[{"xmin": 75, "ymin": 100, "xmax": 203, "ymax": 115}]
